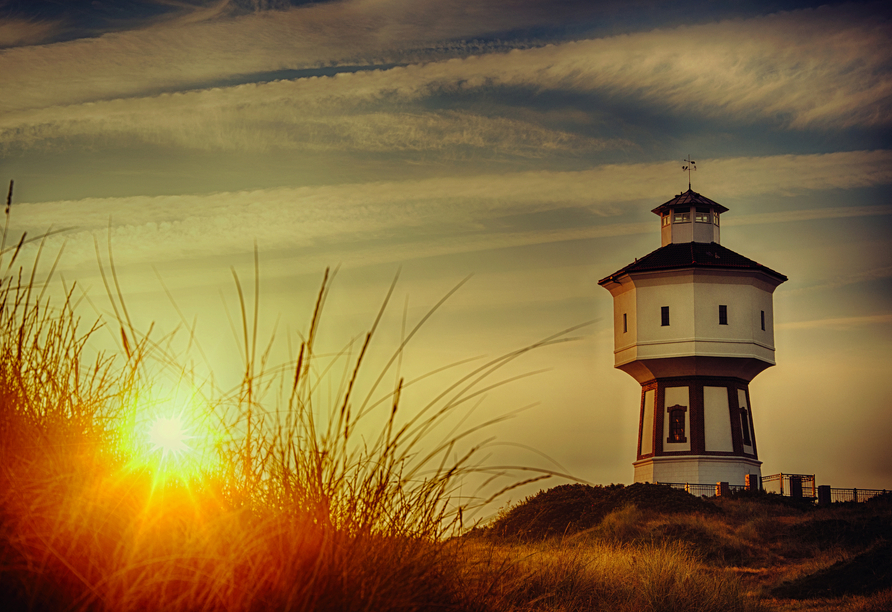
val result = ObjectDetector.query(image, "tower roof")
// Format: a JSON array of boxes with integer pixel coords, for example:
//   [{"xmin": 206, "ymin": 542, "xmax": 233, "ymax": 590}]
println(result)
[
  {"xmin": 651, "ymin": 189, "xmax": 729, "ymax": 216},
  {"xmin": 598, "ymin": 241, "xmax": 787, "ymax": 286}
]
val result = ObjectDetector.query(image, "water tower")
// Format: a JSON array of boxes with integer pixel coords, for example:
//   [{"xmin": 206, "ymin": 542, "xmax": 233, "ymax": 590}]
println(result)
[{"xmin": 598, "ymin": 188, "xmax": 786, "ymax": 486}]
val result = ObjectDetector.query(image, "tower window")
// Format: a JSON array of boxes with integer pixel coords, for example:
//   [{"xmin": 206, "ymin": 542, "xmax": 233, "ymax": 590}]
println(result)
[
  {"xmin": 740, "ymin": 409, "xmax": 752, "ymax": 445},
  {"xmin": 667, "ymin": 405, "xmax": 687, "ymax": 443},
  {"xmin": 761, "ymin": 310, "xmax": 765, "ymax": 331},
  {"xmin": 661, "ymin": 306, "xmax": 670, "ymax": 327},
  {"xmin": 695, "ymin": 208, "xmax": 710, "ymax": 223},
  {"xmin": 714, "ymin": 213, "xmax": 720, "ymax": 227},
  {"xmin": 623, "ymin": 313, "xmax": 628, "ymax": 333},
  {"xmin": 673, "ymin": 210, "xmax": 690, "ymax": 223},
  {"xmin": 661, "ymin": 214, "xmax": 670, "ymax": 226},
  {"xmin": 719, "ymin": 305, "xmax": 728, "ymax": 325}
]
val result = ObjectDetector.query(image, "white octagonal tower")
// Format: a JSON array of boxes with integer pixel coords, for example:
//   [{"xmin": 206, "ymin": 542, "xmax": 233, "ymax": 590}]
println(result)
[{"xmin": 599, "ymin": 189, "xmax": 787, "ymax": 486}]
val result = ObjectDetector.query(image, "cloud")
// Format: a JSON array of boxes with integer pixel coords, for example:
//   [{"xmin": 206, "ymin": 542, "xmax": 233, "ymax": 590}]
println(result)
[
  {"xmin": 724, "ymin": 205, "xmax": 892, "ymax": 227},
  {"xmin": 9, "ymin": 151, "xmax": 891, "ymax": 279},
  {"xmin": 0, "ymin": 98, "xmax": 623, "ymax": 156},
  {"xmin": 777, "ymin": 313, "xmax": 892, "ymax": 330},
  {"xmin": 1, "ymin": 3, "xmax": 889, "ymax": 135},
  {"xmin": 150, "ymin": 0, "xmax": 238, "ymax": 27},
  {"xmin": 455, "ymin": 9, "xmax": 892, "ymax": 129},
  {"xmin": 5, "ymin": 32, "xmax": 892, "ymax": 156},
  {"xmin": 782, "ymin": 264, "xmax": 892, "ymax": 296},
  {"xmin": 0, "ymin": 17, "xmax": 59, "ymax": 48},
  {"xmin": 0, "ymin": 9, "xmax": 367, "ymax": 114},
  {"xmin": 0, "ymin": 0, "xmax": 559, "ymax": 114}
]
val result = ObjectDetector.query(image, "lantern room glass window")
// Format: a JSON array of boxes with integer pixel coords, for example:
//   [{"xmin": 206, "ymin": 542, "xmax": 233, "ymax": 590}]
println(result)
[
  {"xmin": 661, "ymin": 213, "xmax": 670, "ymax": 226},
  {"xmin": 695, "ymin": 207, "xmax": 711, "ymax": 223},
  {"xmin": 673, "ymin": 210, "xmax": 690, "ymax": 223}
]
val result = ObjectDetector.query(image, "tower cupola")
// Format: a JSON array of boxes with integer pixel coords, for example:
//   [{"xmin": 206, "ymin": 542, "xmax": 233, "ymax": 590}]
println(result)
[{"xmin": 652, "ymin": 189, "xmax": 728, "ymax": 246}]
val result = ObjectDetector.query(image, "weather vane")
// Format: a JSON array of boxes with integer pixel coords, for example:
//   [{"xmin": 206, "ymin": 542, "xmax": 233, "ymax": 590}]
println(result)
[{"xmin": 682, "ymin": 155, "xmax": 696, "ymax": 190}]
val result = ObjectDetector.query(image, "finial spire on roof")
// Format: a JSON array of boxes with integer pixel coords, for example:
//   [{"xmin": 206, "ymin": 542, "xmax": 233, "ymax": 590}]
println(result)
[{"xmin": 682, "ymin": 155, "xmax": 696, "ymax": 190}]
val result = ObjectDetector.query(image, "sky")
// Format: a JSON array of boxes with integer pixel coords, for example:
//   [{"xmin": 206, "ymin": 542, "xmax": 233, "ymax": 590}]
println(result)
[{"xmin": 1, "ymin": 0, "xmax": 891, "ymax": 503}]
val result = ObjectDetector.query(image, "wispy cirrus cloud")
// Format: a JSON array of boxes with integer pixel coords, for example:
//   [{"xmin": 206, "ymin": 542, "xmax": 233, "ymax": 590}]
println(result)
[
  {"xmin": 724, "ymin": 205, "xmax": 892, "ymax": 228},
  {"xmin": 0, "ymin": 17, "xmax": 59, "ymax": 48},
  {"xmin": 426, "ymin": 8, "xmax": 892, "ymax": 129},
  {"xmin": 0, "ymin": 0, "xmax": 571, "ymax": 114},
  {"xmin": 782, "ymin": 264, "xmax": 892, "ymax": 297},
  {"xmin": 777, "ymin": 313, "xmax": 892, "ymax": 330},
  {"xmin": 10, "ymin": 151, "xmax": 891, "ymax": 279},
  {"xmin": 2, "ymin": 3, "xmax": 889, "ymax": 135},
  {"xmin": 690, "ymin": 151, "xmax": 892, "ymax": 196},
  {"xmin": 3, "ymin": 11, "xmax": 891, "ymax": 159},
  {"xmin": 0, "ymin": 100, "xmax": 623, "ymax": 156}
]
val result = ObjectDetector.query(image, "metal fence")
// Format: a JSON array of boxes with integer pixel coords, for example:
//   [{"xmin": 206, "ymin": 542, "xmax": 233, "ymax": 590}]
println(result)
[
  {"xmin": 656, "ymin": 476, "xmax": 888, "ymax": 504},
  {"xmin": 830, "ymin": 488, "xmax": 888, "ymax": 503},
  {"xmin": 761, "ymin": 473, "xmax": 816, "ymax": 499},
  {"xmin": 655, "ymin": 482, "xmax": 746, "ymax": 498}
]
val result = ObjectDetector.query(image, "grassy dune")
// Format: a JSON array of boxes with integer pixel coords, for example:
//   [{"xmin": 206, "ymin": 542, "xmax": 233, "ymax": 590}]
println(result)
[{"xmin": 472, "ymin": 484, "xmax": 892, "ymax": 612}]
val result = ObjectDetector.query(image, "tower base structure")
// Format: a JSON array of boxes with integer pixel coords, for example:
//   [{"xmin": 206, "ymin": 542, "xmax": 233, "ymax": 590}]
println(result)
[
  {"xmin": 634, "ymin": 455, "xmax": 761, "ymax": 487},
  {"xmin": 633, "ymin": 375, "xmax": 762, "ymax": 487}
]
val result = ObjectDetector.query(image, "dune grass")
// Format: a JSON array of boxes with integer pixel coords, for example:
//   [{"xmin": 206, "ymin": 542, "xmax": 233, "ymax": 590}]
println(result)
[
  {"xmin": 0, "ymin": 183, "xmax": 479, "ymax": 609},
  {"xmin": 458, "ymin": 537, "xmax": 764, "ymax": 612},
  {"xmin": 0, "ymin": 193, "xmax": 595, "ymax": 611},
  {"xmin": 0, "ymin": 245, "xmax": 483, "ymax": 610}
]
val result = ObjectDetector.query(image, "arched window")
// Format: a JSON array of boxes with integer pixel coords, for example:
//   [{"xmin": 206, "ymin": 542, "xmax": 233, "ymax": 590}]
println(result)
[{"xmin": 667, "ymin": 405, "xmax": 687, "ymax": 443}]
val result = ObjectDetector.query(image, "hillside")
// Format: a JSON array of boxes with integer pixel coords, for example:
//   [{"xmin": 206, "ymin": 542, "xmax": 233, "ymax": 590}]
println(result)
[{"xmin": 472, "ymin": 483, "xmax": 892, "ymax": 611}]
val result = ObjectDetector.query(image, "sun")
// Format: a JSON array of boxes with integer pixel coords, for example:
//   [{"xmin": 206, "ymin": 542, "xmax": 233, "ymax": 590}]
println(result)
[
  {"xmin": 148, "ymin": 415, "xmax": 191, "ymax": 461},
  {"xmin": 119, "ymin": 386, "xmax": 223, "ymax": 483}
]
